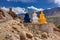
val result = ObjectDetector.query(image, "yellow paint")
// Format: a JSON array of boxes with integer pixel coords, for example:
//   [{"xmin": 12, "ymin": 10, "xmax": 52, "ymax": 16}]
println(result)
[{"xmin": 38, "ymin": 11, "xmax": 47, "ymax": 24}]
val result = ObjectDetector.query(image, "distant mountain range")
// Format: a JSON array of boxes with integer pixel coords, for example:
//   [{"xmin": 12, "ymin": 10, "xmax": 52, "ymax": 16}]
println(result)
[
  {"xmin": 36, "ymin": 7, "xmax": 60, "ymax": 16},
  {"xmin": 18, "ymin": 7, "xmax": 60, "ymax": 17},
  {"xmin": 44, "ymin": 7, "xmax": 60, "ymax": 16},
  {"xmin": 17, "ymin": 7, "xmax": 60, "ymax": 25}
]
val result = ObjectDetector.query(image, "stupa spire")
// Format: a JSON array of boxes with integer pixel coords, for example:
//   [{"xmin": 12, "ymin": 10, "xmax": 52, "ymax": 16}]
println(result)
[
  {"xmin": 26, "ymin": 9, "xmax": 28, "ymax": 13},
  {"xmin": 38, "ymin": 11, "xmax": 47, "ymax": 24}
]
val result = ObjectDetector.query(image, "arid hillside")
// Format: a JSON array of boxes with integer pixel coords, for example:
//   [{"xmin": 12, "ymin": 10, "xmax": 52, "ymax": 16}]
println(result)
[
  {"xmin": 0, "ymin": 18, "xmax": 60, "ymax": 40},
  {"xmin": 0, "ymin": 8, "xmax": 60, "ymax": 40}
]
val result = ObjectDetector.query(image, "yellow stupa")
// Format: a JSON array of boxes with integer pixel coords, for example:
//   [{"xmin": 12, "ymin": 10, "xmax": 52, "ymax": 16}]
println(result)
[{"xmin": 38, "ymin": 11, "xmax": 47, "ymax": 24}]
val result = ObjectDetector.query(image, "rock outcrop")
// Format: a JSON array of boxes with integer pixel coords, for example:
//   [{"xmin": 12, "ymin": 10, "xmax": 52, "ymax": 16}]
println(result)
[
  {"xmin": 8, "ymin": 8, "xmax": 17, "ymax": 19},
  {"xmin": 0, "ymin": 9, "xmax": 5, "ymax": 19},
  {"xmin": 0, "ymin": 18, "xmax": 60, "ymax": 40},
  {"xmin": 0, "ymin": 8, "xmax": 60, "ymax": 40},
  {"xmin": 0, "ymin": 9, "xmax": 13, "ymax": 22}
]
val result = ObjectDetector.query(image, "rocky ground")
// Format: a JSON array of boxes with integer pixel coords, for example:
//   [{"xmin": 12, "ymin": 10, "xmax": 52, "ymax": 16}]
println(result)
[{"xmin": 0, "ymin": 18, "xmax": 60, "ymax": 40}]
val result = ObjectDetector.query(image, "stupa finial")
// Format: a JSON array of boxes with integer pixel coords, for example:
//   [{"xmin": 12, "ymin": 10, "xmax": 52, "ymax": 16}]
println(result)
[
  {"xmin": 26, "ymin": 9, "xmax": 28, "ymax": 13},
  {"xmin": 34, "ymin": 10, "xmax": 37, "ymax": 12},
  {"xmin": 41, "ymin": 11, "xmax": 44, "ymax": 14}
]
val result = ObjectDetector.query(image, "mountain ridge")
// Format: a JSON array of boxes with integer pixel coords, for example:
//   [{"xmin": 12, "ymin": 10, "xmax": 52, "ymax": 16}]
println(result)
[{"xmin": 18, "ymin": 7, "xmax": 60, "ymax": 16}]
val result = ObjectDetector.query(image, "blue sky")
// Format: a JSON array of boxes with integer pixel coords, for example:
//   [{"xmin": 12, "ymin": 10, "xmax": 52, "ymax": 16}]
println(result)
[
  {"xmin": 0, "ymin": 0, "xmax": 58, "ymax": 8},
  {"xmin": 0, "ymin": 0, "xmax": 60, "ymax": 14}
]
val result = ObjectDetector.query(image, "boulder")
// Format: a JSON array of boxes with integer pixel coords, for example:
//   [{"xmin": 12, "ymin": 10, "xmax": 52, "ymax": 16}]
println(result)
[
  {"xmin": 20, "ymin": 31, "xmax": 26, "ymax": 40},
  {"xmin": 26, "ymin": 32, "xmax": 33, "ymax": 39}
]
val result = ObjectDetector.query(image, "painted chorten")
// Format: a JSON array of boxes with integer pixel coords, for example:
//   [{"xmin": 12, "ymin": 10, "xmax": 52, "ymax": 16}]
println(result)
[
  {"xmin": 38, "ymin": 11, "xmax": 47, "ymax": 24},
  {"xmin": 32, "ymin": 11, "xmax": 38, "ymax": 23},
  {"xmin": 24, "ymin": 9, "xmax": 30, "ymax": 23}
]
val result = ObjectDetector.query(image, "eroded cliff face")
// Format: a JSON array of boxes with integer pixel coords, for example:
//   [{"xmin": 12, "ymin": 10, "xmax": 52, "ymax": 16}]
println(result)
[{"xmin": 0, "ymin": 18, "xmax": 60, "ymax": 40}]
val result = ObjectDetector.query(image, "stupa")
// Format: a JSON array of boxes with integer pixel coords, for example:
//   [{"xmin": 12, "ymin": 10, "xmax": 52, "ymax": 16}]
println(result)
[
  {"xmin": 38, "ymin": 11, "xmax": 47, "ymax": 24},
  {"xmin": 32, "ymin": 11, "xmax": 38, "ymax": 23},
  {"xmin": 24, "ymin": 9, "xmax": 30, "ymax": 23}
]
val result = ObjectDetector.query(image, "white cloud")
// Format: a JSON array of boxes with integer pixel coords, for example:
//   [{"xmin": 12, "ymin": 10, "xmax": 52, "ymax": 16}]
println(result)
[
  {"xmin": 12, "ymin": 7, "xmax": 26, "ymax": 14},
  {"xmin": 48, "ymin": 0, "xmax": 60, "ymax": 6},
  {"xmin": 47, "ymin": 8, "xmax": 51, "ymax": 9},
  {"xmin": 54, "ymin": 0, "xmax": 60, "ymax": 5},
  {"xmin": 1, "ymin": 7, "xmax": 26, "ymax": 14},
  {"xmin": 1, "ymin": 7, "xmax": 9, "ymax": 12},
  {"xmin": 28, "ymin": 6, "xmax": 44, "ymax": 11}
]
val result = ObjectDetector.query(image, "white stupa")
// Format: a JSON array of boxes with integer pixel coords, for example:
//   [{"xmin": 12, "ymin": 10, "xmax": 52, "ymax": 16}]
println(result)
[{"xmin": 32, "ymin": 11, "xmax": 38, "ymax": 23}]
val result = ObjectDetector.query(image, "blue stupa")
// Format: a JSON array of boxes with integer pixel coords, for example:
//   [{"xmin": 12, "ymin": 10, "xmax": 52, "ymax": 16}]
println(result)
[{"xmin": 24, "ymin": 9, "xmax": 30, "ymax": 23}]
